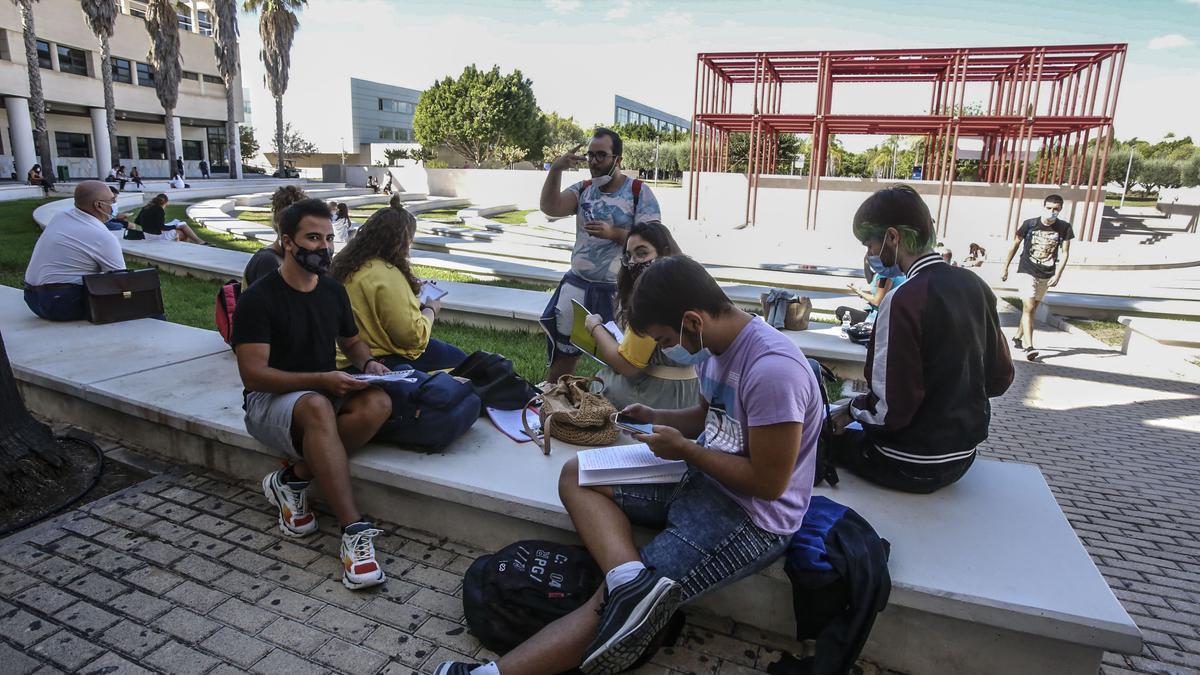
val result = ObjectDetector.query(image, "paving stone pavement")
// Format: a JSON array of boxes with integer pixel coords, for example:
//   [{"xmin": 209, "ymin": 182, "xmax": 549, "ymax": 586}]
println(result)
[
  {"xmin": 0, "ymin": 467, "xmax": 901, "ymax": 675},
  {"xmin": 983, "ymin": 310, "xmax": 1200, "ymax": 675}
]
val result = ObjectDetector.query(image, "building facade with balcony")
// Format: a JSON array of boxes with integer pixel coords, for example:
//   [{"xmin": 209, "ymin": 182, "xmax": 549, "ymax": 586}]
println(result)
[{"xmin": 0, "ymin": 0, "xmax": 243, "ymax": 181}]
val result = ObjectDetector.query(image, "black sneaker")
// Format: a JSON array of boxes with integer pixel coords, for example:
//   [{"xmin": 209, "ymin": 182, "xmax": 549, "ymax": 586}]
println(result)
[
  {"xmin": 1025, "ymin": 346, "xmax": 1039, "ymax": 362},
  {"xmin": 1012, "ymin": 335, "xmax": 1024, "ymax": 351},
  {"xmin": 432, "ymin": 662, "xmax": 482, "ymax": 675},
  {"xmin": 581, "ymin": 569, "xmax": 683, "ymax": 674}
]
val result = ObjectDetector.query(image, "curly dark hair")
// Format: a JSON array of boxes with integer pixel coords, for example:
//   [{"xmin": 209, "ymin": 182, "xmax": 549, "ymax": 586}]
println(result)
[
  {"xmin": 330, "ymin": 206, "xmax": 421, "ymax": 295},
  {"xmin": 616, "ymin": 221, "xmax": 682, "ymax": 324},
  {"xmin": 270, "ymin": 185, "xmax": 308, "ymax": 225}
]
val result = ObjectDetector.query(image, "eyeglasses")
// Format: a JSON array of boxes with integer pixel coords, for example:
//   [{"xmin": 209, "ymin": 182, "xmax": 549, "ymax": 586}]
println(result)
[{"xmin": 586, "ymin": 151, "xmax": 613, "ymax": 162}]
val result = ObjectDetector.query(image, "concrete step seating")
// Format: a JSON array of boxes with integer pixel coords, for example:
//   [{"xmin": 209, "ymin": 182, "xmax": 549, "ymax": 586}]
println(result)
[
  {"xmin": 1118, "ymin": 315, "xmax": 1200, "ymax": 357},
  {"xmin": 1, "ymin": 285, "xmax": 1142, "ymax": 675}
]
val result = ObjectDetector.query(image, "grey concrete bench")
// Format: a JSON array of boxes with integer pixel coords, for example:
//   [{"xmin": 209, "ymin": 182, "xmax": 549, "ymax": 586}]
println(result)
[
  {"xmin": 0, "ymin": 285, "xmax": 1141, "ymax": 675},
  {"xmin": 1118, "ymin": 315, "xmax": 1200, "ymax": 356}
]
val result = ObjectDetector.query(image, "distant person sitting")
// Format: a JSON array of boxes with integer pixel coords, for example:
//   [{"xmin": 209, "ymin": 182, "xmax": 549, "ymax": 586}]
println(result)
[
  {"xmin": 963, "ymin": 243, "xmax": 987, "ymax": 268},
  {"xmin": 1001, "ymin": 194, "xmax": 1073, "ymax": 362},
  {"xmin": 538, "ymin": 127, "xmax": 661, "ymax": 384},
  {"xmin": 23, "ymin": 181, "xmax": 126, "ymax": 321},
  {"xmin": 199, "ymin": 159, "xmax": 210, "ymax": 179},
  {"xmin": 114, "ymin": 165, "xmax": 128, "ymax": 191},
  {"xmin": 231, "ymin": 198, "xmax": 393, "ymax": 591},
  {"xmin": 27, "ymin": 164, "xmax": 56, "ymax": 195},
  {"xmin": 330, "ymin": 206, "xmax": 467, "ymax": 372},
  {"xmin": 332, "ymin": 202, "xmax": 356, "ymax": 243},
  {"xmin": 130, "ymin": 167, "xmax": 144, "ymax": 189},
  {"xmin": 327, "ymin": 200, "xmax": 339, "ymax": 221},
  {"xmin": 583, "ymin": 221, "xmax": 698, "ymax": 410},
  {"xmin": 244, "ymin": 185, "xmax": 308, "ymax": 287},
  {"xmin": 837, "ymin": 255, "xmax": 906, "ymax": 325},
  {"xmin": 935, "ymin": 243, "xmax": 955, "ymax": 265},
  {"xmin": 366, "ymin": 176, "xmax": 380, "ymax": 194},
  {"xmin": 169, "ymin": 173, "xmax": 189, "ymax": 189},
  {"xmin": 830, "ymin": 185, "xmax": 1014, "ymax": 494},
  {"xmin": 382, "ymin": 174, "xmax": 395, "ymax": 195},
  {"xmin": 134, "ymin": 193, "xmax": 205, "ymax": 244}
]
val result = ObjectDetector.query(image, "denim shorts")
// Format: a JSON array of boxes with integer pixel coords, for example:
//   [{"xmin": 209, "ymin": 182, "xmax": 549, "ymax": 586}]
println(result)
[{"xmin": 612, "ymin": 470, "xmax": 789, "ymax": 602}]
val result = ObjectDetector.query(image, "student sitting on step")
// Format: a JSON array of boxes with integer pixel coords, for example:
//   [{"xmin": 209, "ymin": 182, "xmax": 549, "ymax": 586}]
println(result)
[
  {"xmin": 232, "ymin": 198, "xmax": 393, "ymax": 591},
  {"xmin": 134, "ymin": 194, "xmax": 205, "ymax": 244},
  {"xmin": 330, "ymin": 205, "xmax": 467, "ymax": 372},
  {"xmin": 243, "ymin": 185, "xmax": 308, "ymax": 287},
  {"xmin": 436, "ymin": 256, "xmax": 823, "ymax": 675},
  {"xmin": 582, "ymin": 221, "xmax": 698, "ymax": 410}
]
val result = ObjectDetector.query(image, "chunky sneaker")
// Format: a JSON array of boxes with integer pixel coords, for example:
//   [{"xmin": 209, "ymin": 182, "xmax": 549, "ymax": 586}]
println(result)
[
  {"xmin": 261, "ymin": 468, "xmax": 317, "ymax": 537},
  {"xmin": 1025, "ymin": 346, "xmax": 1039, "ymax": 362},
  {"xmin": 1011, "ymin": 335, "xmax": 1024, "ymax": 351},
  {"xmin": 581, "ymin": 568, "xmax": 682, "ymax": 674},
  {"xmin": 341, "ymin": 522, "xmax": 385, "ymax": 590},
  {"xmin": 432, "ymin": 663, "xmax": 482, "ymax": 675}
]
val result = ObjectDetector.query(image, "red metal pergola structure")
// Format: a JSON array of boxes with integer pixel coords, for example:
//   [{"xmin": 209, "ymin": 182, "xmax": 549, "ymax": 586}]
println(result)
[{"xmin": 687, "ymin": 44, "xmax": 1127, "ymax": 241}]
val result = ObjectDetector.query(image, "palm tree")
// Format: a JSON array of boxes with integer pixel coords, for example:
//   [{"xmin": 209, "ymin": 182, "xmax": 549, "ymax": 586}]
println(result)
[
  {"xmin": 212, "ymin": 0, "xmax": 241, "ymax": 178},
  {"xmin": 11, "ymin": 0, "xmax": 53, "ymax": 175},
  {"xmin": 81, "ymin": 0, "xmax": 120, "ymax": 173},
  {"xmin": 243, "ymin": 0, "xmax": 305, "ymax": 175},
  {"xmin": 146, "ymin": 0, "xmax": 182, "ymax": 173}
]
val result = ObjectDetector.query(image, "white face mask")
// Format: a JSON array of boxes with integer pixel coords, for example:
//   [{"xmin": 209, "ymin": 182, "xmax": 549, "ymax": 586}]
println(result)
[
  {"xmin": 1044, "ymin": 209, "xmax": 1058, "ymax": 223},
  {"xmin": 591, "ymin": 162, "xmax": 618, "ymax": 189}
]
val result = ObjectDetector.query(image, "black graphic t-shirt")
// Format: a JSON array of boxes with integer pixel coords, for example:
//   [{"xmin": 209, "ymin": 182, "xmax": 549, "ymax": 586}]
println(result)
[{"xmin": 1017, "ymin": 218, "xmax": 1074, "ymax": 279}]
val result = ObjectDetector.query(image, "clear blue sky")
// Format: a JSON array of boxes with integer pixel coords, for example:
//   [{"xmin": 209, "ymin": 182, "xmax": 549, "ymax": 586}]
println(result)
[{"xmin": 236, "ymin": 0, "xmax": 1199, "ymax": 152}]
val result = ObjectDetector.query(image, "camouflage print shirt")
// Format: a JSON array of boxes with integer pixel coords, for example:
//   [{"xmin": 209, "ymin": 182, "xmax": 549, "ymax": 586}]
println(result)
[{"xmin": 567, "ymin": 177, "xmax": 661, "ymax": 283}]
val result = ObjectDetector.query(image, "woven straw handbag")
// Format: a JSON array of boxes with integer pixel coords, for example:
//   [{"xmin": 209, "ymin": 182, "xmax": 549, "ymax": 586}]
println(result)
[{"xmin": 523, "ymin": 375, "xmax": 618, "ymax": 455}]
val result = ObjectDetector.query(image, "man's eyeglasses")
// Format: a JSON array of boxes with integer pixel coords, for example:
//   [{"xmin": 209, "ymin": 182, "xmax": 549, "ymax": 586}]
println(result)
[{"xmin": 586, "ymin": 151, "xmax": 613, "ymax": 162}]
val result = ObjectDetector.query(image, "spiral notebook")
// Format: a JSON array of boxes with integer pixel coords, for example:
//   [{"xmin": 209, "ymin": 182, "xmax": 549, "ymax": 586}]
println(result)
[{"xmin": 577, "ymin": 443, "xmax": 686, "ymax": 486}]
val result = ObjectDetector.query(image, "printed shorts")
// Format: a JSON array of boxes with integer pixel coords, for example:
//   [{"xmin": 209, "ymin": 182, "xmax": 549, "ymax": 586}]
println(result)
[{"xmin": 612, "ymin": 470, "xmax": 788, "ymax": 602}]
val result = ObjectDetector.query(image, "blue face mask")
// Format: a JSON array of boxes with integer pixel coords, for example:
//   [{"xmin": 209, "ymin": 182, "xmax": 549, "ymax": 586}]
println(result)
[
  {"xmin": 663, "ymin": 315, "xmax": 712, "ymax": 365},
  {"xmin": 867, "ymin": 236, "xmax": 902, "ymax": 278}
]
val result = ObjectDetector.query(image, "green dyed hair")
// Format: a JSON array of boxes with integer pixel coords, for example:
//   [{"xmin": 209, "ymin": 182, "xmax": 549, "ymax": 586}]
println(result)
[{"xmin": 851, "ymin": 184, "xmax": 936, "ymax": 255}]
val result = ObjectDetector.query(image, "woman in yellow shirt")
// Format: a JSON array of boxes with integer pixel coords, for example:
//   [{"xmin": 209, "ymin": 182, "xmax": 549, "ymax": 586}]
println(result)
[
  {"xmin": 583, "ymin": 221, "xmax": 699, "ymax": 410},
  {"xmin": 330, "ymin": 206, "xmax": 467, "ymax": 371}
]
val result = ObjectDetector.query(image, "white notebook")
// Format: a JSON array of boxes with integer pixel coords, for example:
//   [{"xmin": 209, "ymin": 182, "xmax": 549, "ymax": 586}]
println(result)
[{"xmin": 577, "ymin": 443, "xmax": 687, "ymax": 486}]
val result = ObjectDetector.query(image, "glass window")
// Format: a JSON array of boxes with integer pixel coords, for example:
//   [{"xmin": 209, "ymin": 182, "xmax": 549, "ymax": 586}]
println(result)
[
  {"xmin": 616, "ymin": 108, "xmax": 629, "ymax": 126},
  {"xmin": 112, "ymin": 57, "xmax": 132, "ymax": 84},
  {"xmin": 378, "ymin": 127, "xmax": 394, "ymax": 140},
  {"xmin": 128, "ymin": 0, "xmax": 147, "ymax": 18},
  {"xmin": 36, "ymin": 40, "xmax": 52, "ymax": 69},
  {"xmin": 378, "ymin": 98, "xmax": 413, "ymax": 114},
  {"xmin": 55, "ymin": 132, "xmax": 92, "ymax": 158},
  {"xmin": 176, "ymin": 2, "xmax": 193, "ymax": 32},
  {"xmin": 182, "ymin": 140, "xmax": 203, "ymax": 160},
  {"xmin": 116, "ymin": 136, "xmax": 131, "ymax": 159},
  {"xmin": 181, "ymin": 70, "xmax": 199, "ymax": 81},
  {"xmin": 136, "ymin": 62, "xmax": 155, "ymax": 87},
  {"xmin": 197, "ymin": 10, "xmax": 213, "ymax": 35},
  {"xmin": 206, "ymin": 126, "xmax": 228, "ymax": 168},
  {"xmin": 137, "ymin": 137, "xmax": 167, "ymax": 160},
  {"xmin": 202, "ymin": 74, "xmax": 222, "ymax": 85},
  {"xmin": 56, "ymin": 45, "xmax": 88, "ymax": 76}
]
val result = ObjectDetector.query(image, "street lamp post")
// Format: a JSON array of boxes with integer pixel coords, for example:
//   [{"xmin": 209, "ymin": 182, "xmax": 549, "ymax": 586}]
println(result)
[{"xmin": 1119, "ymin": 149, "xmax": 1134, "ymax": 209}]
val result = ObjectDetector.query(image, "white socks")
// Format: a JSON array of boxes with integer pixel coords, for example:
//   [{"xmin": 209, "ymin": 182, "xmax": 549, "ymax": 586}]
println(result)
[
  {"xmin": 606, "ymin": 560, "xmax": 646, "ymax": 591},
  {"xmin": 471, "ymin": 663, "xmax": 500, "ymax": 675}
]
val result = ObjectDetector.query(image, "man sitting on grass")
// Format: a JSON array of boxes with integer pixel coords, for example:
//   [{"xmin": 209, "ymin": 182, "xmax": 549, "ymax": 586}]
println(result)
[
  {"xmin": 436, "ymin": 256, "xmax": 823, "ymax": 675},
  {"xmin": 232, "ymin": 198, "xmax": 394, "ymax": 590}
]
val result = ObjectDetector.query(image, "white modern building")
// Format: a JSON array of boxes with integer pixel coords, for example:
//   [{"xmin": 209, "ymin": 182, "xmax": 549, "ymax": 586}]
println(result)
[{"xmin": 0, "ymin": 0, "xmax": 243, "ymax": 180}]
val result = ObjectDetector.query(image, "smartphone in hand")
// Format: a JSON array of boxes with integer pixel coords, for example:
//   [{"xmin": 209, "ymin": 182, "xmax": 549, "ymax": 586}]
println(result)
[{"xmin": 613, "ymin": 413, "xmax": 653, "ymax": 435}]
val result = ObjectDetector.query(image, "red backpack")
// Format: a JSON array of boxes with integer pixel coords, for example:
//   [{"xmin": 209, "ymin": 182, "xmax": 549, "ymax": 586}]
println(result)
[{"xmin": 214, "ymin": 279, "xmax": 241, "ymax": 346}]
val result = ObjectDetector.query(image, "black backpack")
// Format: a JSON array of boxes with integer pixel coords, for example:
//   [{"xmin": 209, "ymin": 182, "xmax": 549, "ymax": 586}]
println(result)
[
  {"xmin": 450, "ymin": 351, "xmax": 541, "ymax": 411},
  {"xmin": 373, "ymin": 370, "xmax": 481, "ymax": 452},
  {"xmin": 463, "ymin": 541, "xmax": 602, "ymax": 653},
  {"xmin": 807, "ymin": 358, "xmax": 841, "ymax": 488}
]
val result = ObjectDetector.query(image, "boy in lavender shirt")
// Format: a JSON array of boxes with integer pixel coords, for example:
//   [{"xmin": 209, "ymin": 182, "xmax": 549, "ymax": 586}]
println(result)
[{"xmin": 435, "ymin": 256, "xmax": 821, "ymax": 675}]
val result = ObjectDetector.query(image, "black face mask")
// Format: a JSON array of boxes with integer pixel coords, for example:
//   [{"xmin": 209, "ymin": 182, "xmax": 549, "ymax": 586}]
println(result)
[
  {"xmin": 292, "ymin": 244, "xmax": 332, "ymax": 275},
  {"xmin": 621, "ymin": 254, "xmax": 654, "ymax": 277}
]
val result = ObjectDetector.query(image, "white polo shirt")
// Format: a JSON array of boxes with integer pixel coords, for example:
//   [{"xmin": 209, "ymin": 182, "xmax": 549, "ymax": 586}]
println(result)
[{"xmin": 25, "ymin": 207, "xmax": 126, "ymax": 286}]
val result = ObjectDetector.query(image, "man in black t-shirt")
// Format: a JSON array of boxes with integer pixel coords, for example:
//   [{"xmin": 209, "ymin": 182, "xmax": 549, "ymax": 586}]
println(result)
[
  {"xmin": 231, "ymin": 198, "xmax": 393, "ymax": 591},
  {"xmin": 1001, "ymin": 194, "xmax": 1074, "ymax": 361}
]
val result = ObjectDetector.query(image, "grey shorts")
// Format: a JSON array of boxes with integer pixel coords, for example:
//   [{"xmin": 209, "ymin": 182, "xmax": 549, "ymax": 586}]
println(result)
[
  {"xmin": 1015, "ymin": 273, "xmax": 1050, "ymax": 302},
  {"xmin": 244, "ymin": 391, "xmax": 341, "ymax": 459}
]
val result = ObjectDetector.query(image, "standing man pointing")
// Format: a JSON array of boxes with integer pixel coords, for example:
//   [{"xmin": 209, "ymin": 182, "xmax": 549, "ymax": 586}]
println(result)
[{"xmin": 538, "ymin": 128, "xmax": 661, "ymax": 384}]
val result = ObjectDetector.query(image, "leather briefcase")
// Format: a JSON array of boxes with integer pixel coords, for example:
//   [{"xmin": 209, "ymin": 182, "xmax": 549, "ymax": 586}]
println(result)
[{"xmin": 83, "ymin": 268, "xmax": 164, "ymax": 324}]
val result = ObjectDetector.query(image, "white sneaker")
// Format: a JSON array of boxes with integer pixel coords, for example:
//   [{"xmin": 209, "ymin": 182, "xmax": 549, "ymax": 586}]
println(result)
[
  {"xmin": 341, "ymin": 524, "xmax": 386, "ymax": 590},
  {"xmin": 261, "ymin": 468, "xmax": 317, "ymax": 537}
]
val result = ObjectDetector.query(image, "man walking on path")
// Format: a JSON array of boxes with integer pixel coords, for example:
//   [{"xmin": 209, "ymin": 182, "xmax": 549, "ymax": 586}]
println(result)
[
  {"xmin": 538, "ymin": 128, "xmax": 661, "ymax": 384},
  {"xmin": 1001, "ymin": 194, "xmax": 1074, "ymax": 361}
]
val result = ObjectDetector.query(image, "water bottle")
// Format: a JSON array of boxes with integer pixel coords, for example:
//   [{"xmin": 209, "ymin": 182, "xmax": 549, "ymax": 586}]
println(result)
[{"xmin": 841, "ymin": 314, "xmax": 852, "ymax": 337}]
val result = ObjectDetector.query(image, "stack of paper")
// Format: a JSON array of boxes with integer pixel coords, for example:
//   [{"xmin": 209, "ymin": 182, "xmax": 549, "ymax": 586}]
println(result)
[
  {"xmin": 352, "ymin": 369, "xmax": 417, "ymax": 383},
  {"xmin": 577, "ymin": 444, "xmax": 686, "ymax": 486},
  {"xmin": 487, "ymin": 406, "xmax": 542, "ymax": 443}
]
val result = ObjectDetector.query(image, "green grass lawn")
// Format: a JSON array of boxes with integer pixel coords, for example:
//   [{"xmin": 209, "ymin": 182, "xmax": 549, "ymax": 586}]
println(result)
[
  {"xmin": 416, "ymin": 208, "xmax": 463, "ymax": 220},
  {"xmin": 1104, "ymin": 197, "xmax": 1159, "ymax": 207},
  {"xmin": 490, "ymin": 209, "xmax": 535, "ymax": 225},
  {"xmin": 1065, "ymin": 319, "xmax": 1126, "ymax": 347}
]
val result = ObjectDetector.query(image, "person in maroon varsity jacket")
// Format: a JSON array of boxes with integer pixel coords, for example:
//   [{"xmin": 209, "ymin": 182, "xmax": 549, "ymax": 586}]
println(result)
[{"xmin": 831, "ymin": 186, "xmax": 1014, "ymax": 493}]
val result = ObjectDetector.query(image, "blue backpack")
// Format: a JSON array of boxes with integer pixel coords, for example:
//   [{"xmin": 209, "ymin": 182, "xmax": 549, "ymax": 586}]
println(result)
[{"xmin": 374, "ymin": 370, "xmax": 481, "ymax": 452}]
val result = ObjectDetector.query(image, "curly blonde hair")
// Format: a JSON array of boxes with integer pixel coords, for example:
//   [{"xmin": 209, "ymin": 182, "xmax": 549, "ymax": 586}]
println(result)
[
  {"xmin": 270, "ymin": 185, "xmax": 308, "ymax": 226},
  {"xmin": 330, "ymin": 207, "xmax": 421, "ymax": 296}
]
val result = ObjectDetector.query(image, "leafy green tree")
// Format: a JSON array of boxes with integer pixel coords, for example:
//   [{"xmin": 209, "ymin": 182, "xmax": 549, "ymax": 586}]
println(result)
[
  {"xmin": 492, "ymin": 145, "xmax": 528, "ymax": 168},
  {"xmin": 1105, "ymin": 148, "xmax": 1144, "ymax": 192},
  {"xmin": 726, "ymin": 133, "xmax": 804, "ymax": 174},
  {"xmin": 409, "ymin": 145, "xmax": 436, "ymax": 163},
  {"xmin": 1136, "ymin": 158, "xmax": 1184, "ymax": 195},
  {"xmin": 270, "ymin": 122, "xmax": 317, "ymax": 158},
  {"xmin": 538, "ymin": 112, "xmax": 587, "ymax": 163},
  {"xmin": 383, "ymin": 147, "xmax": 408, "ymax": 165},
  {"xmin": 1183, "ymin": 153, "xmax": 1200, "ymax": 188},
  {"xmin": 238, "ymin": 124, "xmax": 260, "ymax": 161},
  {"xmin": 413, "ymin": 65, "xmax": 540, "ymax": 166}
]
